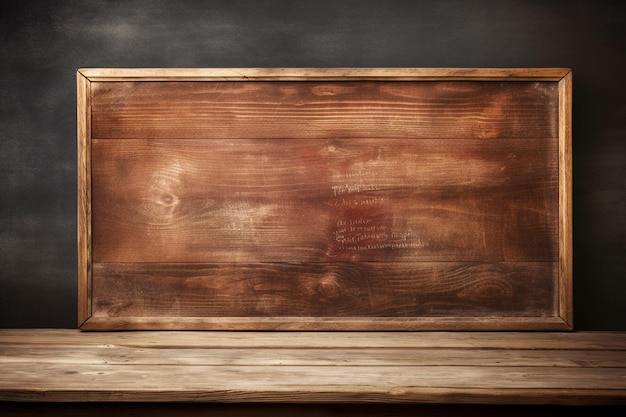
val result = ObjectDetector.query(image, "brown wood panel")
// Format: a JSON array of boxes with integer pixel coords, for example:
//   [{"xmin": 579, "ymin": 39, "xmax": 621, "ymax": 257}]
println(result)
[
  {"xmin": 91, "ymin": 262, "xmax": 557, "ymax": 319},
  {"xmin": 6, "ymin": 329, "xmax": 624, "ymax": 350},
  {"xmin": 90, "ymin": 81, "xmax": 558, "ymax": 140},
  {"xmin": 79, "ymin": 69, "xmax": 572, "ymax": 330},
  {"xmin": 76, "ymin": 316, "xmax": 571, "ymax": 331},
  {"xmin": 77, "ymin": 71, "xmax": 92, "ymax": 326},
  {"xmin": 558, "ymin": 72, "xmax": 574, "ymax": 326},
  {"xmin": 91, "ymin": 138, "xmax": 558, "ymax": 263},
  {"xmin": 79, "ymin": 67, "xmax": 572, "ymax": 81}
]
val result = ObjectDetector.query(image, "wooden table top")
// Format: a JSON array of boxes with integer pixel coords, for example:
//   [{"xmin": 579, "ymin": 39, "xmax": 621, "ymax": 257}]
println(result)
[{"xmin": 1, "ymin": 329, "xmax": 625, "ymax": 405}]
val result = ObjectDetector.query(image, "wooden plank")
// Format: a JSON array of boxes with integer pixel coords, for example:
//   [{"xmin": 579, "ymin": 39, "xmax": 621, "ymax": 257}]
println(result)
[
  {"xmin": 1, "ymin": 363, "xmax": 625, "ymax": 404},
  {"xmin": 2, "ymin": 388, "xmax": 625, "ymax": 406},
  {"xmin": 78, "ymin": 316, "xmax": 571, "ymax": 331},
  {"xmin": 2, "ymin": 330, "xmax": 625, "ymax": 350},
  {"xmin": 90, "ymin": 262, "xmax": 557, "ymax": 319},
  {"xmin": 77, "ymin": 71, "xmax": 92, "ymax": 327},
  {"xmin": 1, "ymin": 330, "xmax": 624, "ymax": 405},
  {"xmin": 91, "ymin": 138, "xmax": 558, "ymax": 263},
  {"xmin": 2, "ymin": 345, "xmax": 625, "ymax": 368},
  {"xmin": 1, "ymin": 364, "xmax": 625, "ymax": 392},
  {"xmin": 90, "ymin": 81, "xmax": 558, "ymax": 140},
  {"xmin": 79, "ymin": 67, "xmax": 572, "ymax": 81},
  {"xmin": 558, "ymin": 71, "xmax": 574, "ymax": 326}
]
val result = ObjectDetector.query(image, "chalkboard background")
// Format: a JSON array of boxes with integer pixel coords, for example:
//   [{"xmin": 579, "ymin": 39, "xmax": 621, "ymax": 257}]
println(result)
[{"xmin": 1, "ymin": 0, "xmax": 624, "ymax": 329}]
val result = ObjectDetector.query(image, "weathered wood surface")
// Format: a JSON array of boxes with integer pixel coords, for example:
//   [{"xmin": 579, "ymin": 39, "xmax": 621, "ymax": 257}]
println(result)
[
  {"xmin": 79, "ymin": 69, "xmax": 572, "ymax": 330},
  {"xmin": 79, "ymin": 67, "xmax": 572, "ymax": 81},
  {"xmin": 90, "ymin": 81, "xmax": 558, "ymax": 139},
  {"xmin": 91, "ymin": 262, "xmax": 557, "ymax": 319},
  {"xmin": 1, "ymin": 330, "xmax": 625, "ymax": 405},
  {"xmin": 91, "ymin": 138, "xmax": 558, "ymax": 263}
]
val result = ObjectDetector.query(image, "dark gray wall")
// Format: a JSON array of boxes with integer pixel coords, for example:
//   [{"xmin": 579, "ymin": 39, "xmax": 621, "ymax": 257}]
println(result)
[{"xmin": 1, "ymin": 0, "xmax": 624, "ymax": 329}]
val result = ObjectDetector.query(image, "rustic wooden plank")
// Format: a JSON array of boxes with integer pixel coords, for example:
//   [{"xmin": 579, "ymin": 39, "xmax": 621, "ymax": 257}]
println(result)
[
  {"xmin": 91, "ymin": 138, "xmax": 558, "ymax": 263},
  {"xmin": 2, "ymin": 330, "xmax": 625, "ymax": 350},
  {"xmin": 558, "ymin": 71, "xmax": 574, "ymax": 326},
  {"xmin": 2, "ymin": 345, "xmax": 624, "ymax": 368},
  {"xmin": 1, "ymin": 363, "xmax": 625, "ymax": 404},
  {"xmin": 4, "ymin": 361, "xmax": 625, "ymax": 392},
  {"xmin": 3, "ymin": 389, "xmax": 625, "ymax": 406},
  {"xmin": 3, "ymin": 329, "xmax": 625, "ymax": 404},
  {"xmin": 0, "ymin": 362, "xmax": 621, "ymax": 391},
  {"xmin": 79, "ymin": 67, "xmax": 572, "ymax": 81},
  {"xmin": 77, "ymin": 71, "xmax": 92, "ymax": 327},
  {"xmin": 90, "ymin": 81, "xmax": 558, "ymax": 140},
  {"xmin": 80, "ymin": 316, "xmax": 573, "ymax": 331},
  {"xmin": 78, "ymin": 316, "xmax": 571, "ymax": 331},
  {"xmin": 90, "ymin": 262, "xmax": 557, "ymax": 320}
]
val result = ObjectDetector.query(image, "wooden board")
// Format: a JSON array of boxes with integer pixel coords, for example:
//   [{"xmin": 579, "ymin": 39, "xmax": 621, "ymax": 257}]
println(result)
[
  {"xmin": 2, "ymin": 330, "xmax": 625, "ymax": 405},
  {"xmin": 77, "ymin": 68, "xmax": 573, "ymax": 330}
]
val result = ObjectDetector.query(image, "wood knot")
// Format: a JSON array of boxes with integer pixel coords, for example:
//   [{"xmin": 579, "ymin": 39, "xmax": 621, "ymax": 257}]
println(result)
[
  {"xmin": 158, "ymin": 192, "xmax": 178, "ymax": 207},
  {"xmin": 317, "ymin": 274, "xmax": 343, "ymax": 299},
  {"xmin": 459, "ymin": 277, "xmax": 513, "ymax": 302}
]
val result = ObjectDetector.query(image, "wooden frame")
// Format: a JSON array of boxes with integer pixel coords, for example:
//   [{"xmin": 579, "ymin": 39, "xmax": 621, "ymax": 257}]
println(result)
[{"xmin": 77, "ymin": 68, "xmax": 572, "ymax": 331}]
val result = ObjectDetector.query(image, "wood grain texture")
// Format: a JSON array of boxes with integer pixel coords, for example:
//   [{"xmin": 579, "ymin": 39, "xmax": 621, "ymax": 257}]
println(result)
[
  {"xmin": 91, "ymin": 138, "xmax": 558, "ymax": 263},
  {"xmin": 78, "ymin": 316, "xmax": 572, "ymax": 331},
  {"xmin": 90, "ymin": 81, "xmax": 558, "ymax": 140},
  {"xmin": 77, "ymin": 71, "xmax": 92, "ymax": 326},
  {"xmin": 91, "ymin": 262, "xmax": 557, "ymax": 319},
  {"xmin": 7, "ymin": 346, "xmax": 625, "ymax": 368},
  {"xmin": 558, "ymin": 71, "xmax": 574, "ymax": 326},
  {"xmin": 1, "ymin": 330, "xmax": 624, "ymax": 405},
  {"xmin": 78, "ymin": 69, "xmax": 571, "ymax": 330},
  {"xmin": 3, "ymin": 329, "xmax": 625, "ymax": 349},
  {"xmin": 79, "ymin": 67, "xmax": 572, "ymax": 81}
]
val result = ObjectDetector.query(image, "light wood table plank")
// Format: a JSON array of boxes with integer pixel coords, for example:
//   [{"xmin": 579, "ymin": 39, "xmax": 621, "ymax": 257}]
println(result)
[{"xmin": 1, "ymin": 330, "xmax": 625, "ymax": 405}]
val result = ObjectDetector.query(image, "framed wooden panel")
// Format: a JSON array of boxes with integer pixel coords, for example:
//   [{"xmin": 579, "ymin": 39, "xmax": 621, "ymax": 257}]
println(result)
[{"xmin": 77, "ymin": 68, "xmax": 572, "ymax": 330}]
